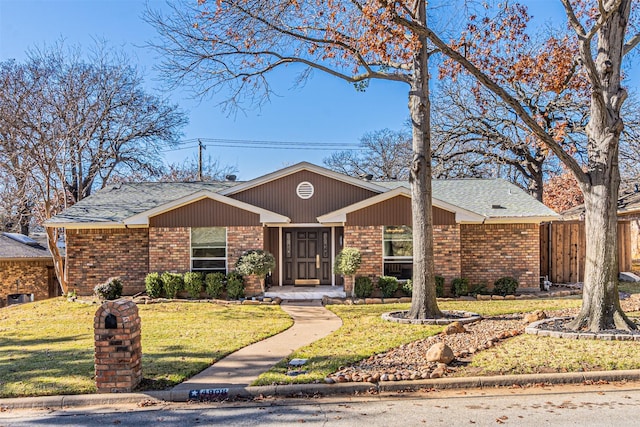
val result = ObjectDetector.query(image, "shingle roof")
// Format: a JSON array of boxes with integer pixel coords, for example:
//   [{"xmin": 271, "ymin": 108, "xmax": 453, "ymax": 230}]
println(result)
[
  {"xmin": 0, "ymin": 233, "xmax": 52, "ymax": 259},
  {"xmin": 562, "ymin": 189, "xmax": 640, "ymax": 220},
  {"xmin": 48, "ymin": 181, "xmax": 238, "ymax": 225},
  {"xmin": 378, "ymin": 179, "xmax": 559, "ymax": 219}
]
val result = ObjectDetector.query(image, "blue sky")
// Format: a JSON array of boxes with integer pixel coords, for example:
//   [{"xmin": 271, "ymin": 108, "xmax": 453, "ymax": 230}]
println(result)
[{"xmin": 0, "ymin": 0, "xmax": 626, "ymax": 180}]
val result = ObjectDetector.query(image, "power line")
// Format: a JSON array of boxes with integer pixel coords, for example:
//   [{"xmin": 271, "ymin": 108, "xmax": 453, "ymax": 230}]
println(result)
[{"xmin": 162, "ymin": 137, "xmax": 364, "ymax": 152}]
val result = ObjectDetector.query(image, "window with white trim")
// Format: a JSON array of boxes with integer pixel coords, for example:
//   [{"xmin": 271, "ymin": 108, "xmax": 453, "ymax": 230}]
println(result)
[
  {"xmin": 383, "ymin": 225, "xmax": 413, "ymax": 280},
  {"xmin": 191, "ymin": 227, "xmax": 227, "ymax": 274}
]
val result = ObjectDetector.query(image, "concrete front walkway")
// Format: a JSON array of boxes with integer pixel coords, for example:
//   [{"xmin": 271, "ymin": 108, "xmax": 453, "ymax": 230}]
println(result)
[{"xmin": 172, "ymin": 301, "xmax": 342, "ymax": 391}]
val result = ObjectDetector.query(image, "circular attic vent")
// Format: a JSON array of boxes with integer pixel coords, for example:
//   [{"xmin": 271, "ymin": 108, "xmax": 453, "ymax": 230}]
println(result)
[{"xmin": 296, "ymin": 181, "xmax": 315, "ymax": 199}]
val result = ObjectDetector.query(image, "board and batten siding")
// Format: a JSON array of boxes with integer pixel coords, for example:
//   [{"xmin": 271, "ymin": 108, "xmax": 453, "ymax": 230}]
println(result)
[
  {"xmin": 540, "ymin": 221, "xmax": 631, "ymax": 283},
  {"xmin": 149, "ymin": 198, "xmax": 261, "ymax": 227},
  {"xmin": 346, "ymin": 195, "xmax": 456, "ymax": 226},
  {"xmin": 230, "ymin": 170, "xmax": 378, "ymax": 223}
]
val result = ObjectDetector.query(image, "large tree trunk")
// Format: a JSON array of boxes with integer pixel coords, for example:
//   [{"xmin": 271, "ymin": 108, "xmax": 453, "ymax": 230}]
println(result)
[
  {"xmin": 568, "ymin": 0, "xmax": 635, "ymax": 332},
  {"xmin": 408, "ymin": 0, "xmax": 442, "ymax": 319}
]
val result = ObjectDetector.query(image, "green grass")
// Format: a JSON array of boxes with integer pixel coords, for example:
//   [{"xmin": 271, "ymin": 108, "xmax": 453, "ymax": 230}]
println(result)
[
  {"xmin": 0, "ymin": 298, "xmax": 292, "ymax": 398},
  {"xmin": 253, "ymin": 298, "xmax": 583, "ymax": 386},
  {"xmin": 619, "ymin": 281, "xmax": 640, "ymax": 294}
]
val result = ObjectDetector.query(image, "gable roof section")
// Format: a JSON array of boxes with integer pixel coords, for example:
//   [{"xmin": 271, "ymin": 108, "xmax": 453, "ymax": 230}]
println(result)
[
  {"xmin": 46, "ymin": 182, "xmax": 288, "ymax": 228},
  {"xmin": 219, "ymin": 162, "xmax": 390, "ymax": 196},
  {"xmin": 376, "ymin": 179, "xmax": 559, "ymax": 223},
  {"xmin": 563, "ymin": 189, "xmax": 640, "ymax": 220},
  {"xmin": 317, "ymin": 187, "xmax": 485, "ymax": 224}
]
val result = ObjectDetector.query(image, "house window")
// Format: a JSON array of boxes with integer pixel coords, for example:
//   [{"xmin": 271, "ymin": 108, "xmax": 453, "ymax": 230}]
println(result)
[
  {"xmin": 383, "ymin": 225, "xmax": 413, "ymax": 280},
  {"xmin": 191, "ymin": 227, "xmax": 227, "ymax": 274}
]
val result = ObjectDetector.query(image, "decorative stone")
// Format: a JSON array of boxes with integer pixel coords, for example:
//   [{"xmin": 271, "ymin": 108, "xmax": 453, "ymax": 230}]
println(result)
[
  {"xmin": 443, "ymin": 321, "xmax": 466, "ymax": 335},
  {"xmin": 476, "ymin": 294, "xmax": 491, "ymax": 301},
  {"xmin": 523, "ymin": 310, "xmax": 547, "ymax": 323},
  {"xmin": 426, "ymin": 342, "xmax": 454, "ymax": 364},
  {"xmin": 325, "ymin": 377, "xmax": 335, "ymax": 384}
]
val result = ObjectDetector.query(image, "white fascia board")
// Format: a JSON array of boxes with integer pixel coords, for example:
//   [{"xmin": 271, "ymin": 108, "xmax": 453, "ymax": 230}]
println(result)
[
  {"xmin": 482, "ymin": 215, "xmax": 561, "ymax": 224},
  {"xmin": 431, "ymin": 199, "xmax": 485, "ymax": 223},
  {"xmin": 124, "ymin": 190, "xmax": 290, "ymax": 226},
  {"xmin": 220, "ymin": 162, "xmax": 389, "ymax": 196},
  {"xmin": 317, "ymin": 187, "xmax": 409, "ymax": 223}
]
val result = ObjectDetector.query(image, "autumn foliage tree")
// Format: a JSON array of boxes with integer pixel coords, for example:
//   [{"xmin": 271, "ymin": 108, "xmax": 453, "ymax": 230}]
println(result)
[
  {"xmin": 148, "ymin": 0, "xmax": 443, "ymax": 319},
  {"xmin": 405, "ymin": 0, "xmax": 640, "ymax": 331},
  {"xmin": 543, "ymin": 172, "xmax": 584, "ymax": 213}
]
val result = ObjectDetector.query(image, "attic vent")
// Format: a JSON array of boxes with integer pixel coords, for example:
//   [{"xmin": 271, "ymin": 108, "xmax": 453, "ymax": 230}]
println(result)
[
  {"xmin": 492, "ymin": 204, "xmax": 507, "ymax": 209},
  {"xmin": 296, "ymin": 181, "xmax": 314, "ymax": 200}
]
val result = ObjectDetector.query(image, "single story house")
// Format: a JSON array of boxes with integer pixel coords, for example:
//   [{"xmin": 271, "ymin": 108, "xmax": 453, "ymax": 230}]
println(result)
[
  {"xmin": 46, "ymin": 162, "xmax": 559, "ymax": 297},
  {"xmin": 0, "ymin": 232, "xmax": 59, "ymax": 307}
]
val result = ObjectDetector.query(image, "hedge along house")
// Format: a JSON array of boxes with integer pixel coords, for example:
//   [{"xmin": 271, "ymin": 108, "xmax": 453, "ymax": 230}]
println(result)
[{"xmin": 45, "ymin": 162, "xmax": 559, "ymax": 297}]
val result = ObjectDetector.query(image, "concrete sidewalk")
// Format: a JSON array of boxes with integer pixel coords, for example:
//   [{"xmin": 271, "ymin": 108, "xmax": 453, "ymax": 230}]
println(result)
[{"xmin": 171, "ymin": 300, "xmax": 342, "ymax": 391}]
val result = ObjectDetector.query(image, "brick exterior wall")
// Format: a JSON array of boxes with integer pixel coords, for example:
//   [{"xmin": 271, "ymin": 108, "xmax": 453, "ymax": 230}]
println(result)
[
  {"xmin": 0, "ymin": 260, "xmax": 52, "ymax": 307},
  {"xmin": 433, "ymin": 225, "xmax": 461, "ymax": 290},
  {"xmin": 461, "ymin": 223, "xmax": 539, "ymax": 290},
  {"xmin": 148, "ymin": 227, "xmax": 190, "ymax": 274},
  {"xmin": 94, "ymin": 300, "xmax": 142, "ymax": 393},
  {"xmin": 66, "ymin": 228, "xmax": 149, "ymax": 296},
  {"xmin": 227, "ymin": 226, "xmax": 265, "ymax": 296}
]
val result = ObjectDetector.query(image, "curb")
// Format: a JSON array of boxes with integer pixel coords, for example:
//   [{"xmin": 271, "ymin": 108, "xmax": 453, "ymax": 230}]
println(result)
[{"xmin": 4, "ymin": 370, "xmax": 640, "ymax": 410}]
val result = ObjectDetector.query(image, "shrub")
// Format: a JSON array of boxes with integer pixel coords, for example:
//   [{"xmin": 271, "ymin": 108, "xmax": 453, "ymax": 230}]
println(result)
[
  {"xmin": 226, "ymin": 272, "xmax": 245, "ymax": 300},
  {"xmin": 451, "ymin": 277, "xmax": 469, "ymax": 297},
  {"xmin": 402, "ymin": 279, "xmax": 412, "ymax": 297},
  {"xmin": 161, "ymin": 272, "xmax": 184, "ymax": 299},
  {"xmin": 493, "ymin": 277, "xmax": 518, "ymax": 296},
  {"xmin": 377, "ymin": 276, "xmax": 399, "ymax": 298},
  {"xmin": 183, "ymin": 272, "xmax": 204, "ymax": 299},
  {"xmin": 334, "ymin": 248, "xmax": 362, "ymax": 276},
  {"xmin": 236, "ymin": 250, "xmax": 276, "ymax": 292},
  {"xmin": 435, "ymin": 275, "xmax": 445, "ymax": 298},
  {"xmin": 468, "ymin": 282, "xmax": 489, "ymax": 296},
  {"xmin": 94, "ymin": 277, "xmax": 123, "ymax": 300},
  {"xmin": 145, "ymin": 272, "xmax": 163, "ymax": 298},
  {"xmin": 205, "ymin": 272, "xmax": 226, "ymax": 299},
  {"xmin": 354, "ymin": 276, "xmax": 374, "ymax": 298}
]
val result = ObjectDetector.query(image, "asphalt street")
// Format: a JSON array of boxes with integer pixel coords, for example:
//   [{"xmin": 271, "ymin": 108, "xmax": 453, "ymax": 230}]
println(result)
[{"xmin": 1, "ymin": 382, "xmax": 639, "ymax": 426}]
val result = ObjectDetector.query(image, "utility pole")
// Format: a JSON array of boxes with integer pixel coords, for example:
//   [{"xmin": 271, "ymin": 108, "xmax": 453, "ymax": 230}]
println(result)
[{"xmin": 197, "ymin": 139, "xmax": 206, "ymax": 181}]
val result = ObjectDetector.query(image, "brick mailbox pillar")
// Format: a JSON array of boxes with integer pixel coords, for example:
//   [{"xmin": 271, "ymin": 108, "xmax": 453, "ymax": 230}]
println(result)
[{"xmin": 94, "ymin": 300, "xmax": 142, "ymax": 393}]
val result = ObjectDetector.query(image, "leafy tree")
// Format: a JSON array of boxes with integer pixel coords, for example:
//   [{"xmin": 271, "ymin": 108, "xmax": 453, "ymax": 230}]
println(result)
[
  {"xmin": 543, "ymin": 171, "xmax": 584, "ymax": 213},
  {"xmin": 236, "ymin": 250, "xmax": 276, "ymax": 293},
  {"xmin": 147, "ymin": 0, "xmax": 443, "ymax": 318},
  {"xmin": 413, "ymin": 0, "xmax": 640, "ymax": 331}
]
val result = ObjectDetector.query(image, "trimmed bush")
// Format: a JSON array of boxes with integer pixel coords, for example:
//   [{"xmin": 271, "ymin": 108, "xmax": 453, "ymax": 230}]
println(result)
[
  {"xmin": 469, "ymin": 282, "xmax": 489, "ymax": 296},
  {"xmin": 183, "ymin": 272, "xmax": 204, "ymax": 299},
  {"xmin": 161, "ymin": 272, "xmax": 184, "ymax": 299},
  {"xmin": 226, "ymin": 272, "xmax": 245, "ymax": 300},
  {"xmin": 402, "ymin": 279, "xmax": 412, "ymax": 297},
  {"xmin": 354, "ymin": 276, "xmax": 374, "ymax": 298},
  {"xmin": 94, "ymin": 277, "xmax": 123, "ymax": 300},
  {"xmin": 493, "ymin": 276, "xmax": 518, "ymax": 296},
  {"xmin": 435, "ymin": 275, "xmax": 445, "ymax": 298},
  {"xmin": 377, "ymin": 276, "xmax": 399, "ymax": 298},
  {"xmin": 236, "ymin": 250, "xmax": 276, "ymax": 292},
  {"xmin": 145, "ymin": 272, "xmax": 163, "ymax": 298},
  {"xmin": 451, "ymin": 277, "xmax": 469, "ymax": 297},
  {"xmin": 334, "ymin": 248, "xmax": 362, "ymax": 276},
  {"xmin": 205, "ymin": 272, "xmax": 226, "ymax": 299}
]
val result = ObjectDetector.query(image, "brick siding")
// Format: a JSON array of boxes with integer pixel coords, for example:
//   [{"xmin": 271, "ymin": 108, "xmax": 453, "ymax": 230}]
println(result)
[
  {"xmin": 0, "ymin": 260, "xmax": 52, "ymax": 307},
  {"xmin": 66, "ymin": 228, "xmax": 149, "ymax": 295},
  {"xmin": 227, "ymin": 226, "xmax": 264, "ymax": 296},
  {"xmin": 461, "ymin": 223, "xmax": 539, "ymax": 290},
  {"xmin": 433, "ymin": 225, "xmax": 461, "ymax": 290},
  {"xmin": 148, "ymin": 227, "xmax": 190, "ymax": 274}
]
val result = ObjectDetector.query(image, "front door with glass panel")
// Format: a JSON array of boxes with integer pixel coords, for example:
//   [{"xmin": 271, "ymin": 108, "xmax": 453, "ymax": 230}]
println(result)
[{"xmin": 283, "ymin": 228, "xmax": 331, "ymax": 286}]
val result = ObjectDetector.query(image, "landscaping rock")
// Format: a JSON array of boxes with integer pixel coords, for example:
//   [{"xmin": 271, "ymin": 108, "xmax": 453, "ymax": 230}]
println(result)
[
  {"xmin": 241, "ymin": 299, "xmax": 260, "ymax": 305},
  {"xmin": 442, "ymin": 321, "xmax": 466, "ymax": 335},
  {"xmin": 523, "ymin": 310, "xmax": 547, "ymax": 323},
  {"xmin": 476, "ymin": 294, "xmax": 491, "ymax": 301},
  {"xmin": 426, "ymin": 342, "xmax": 454, "ymax": 364}
]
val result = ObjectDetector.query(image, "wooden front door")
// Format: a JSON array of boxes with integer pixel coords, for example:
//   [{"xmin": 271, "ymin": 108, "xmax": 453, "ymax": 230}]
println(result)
[{"xmin": 284, "ymin": 228, "xmax": 332, "ymax": 285}]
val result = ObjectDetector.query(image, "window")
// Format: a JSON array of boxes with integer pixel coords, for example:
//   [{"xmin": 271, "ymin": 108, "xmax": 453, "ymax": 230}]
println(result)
[
  {"xmin": 191, "ymin": 227, "xmax": 227, "ymax": 274},
  {"xmin": 383, "ymin": 225, "xmax": 413, "ymax": 280}
]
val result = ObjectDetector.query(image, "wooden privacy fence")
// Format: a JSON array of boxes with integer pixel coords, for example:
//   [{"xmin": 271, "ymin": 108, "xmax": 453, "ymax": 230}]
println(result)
[{"xmin": 540, "ymin": 221, "xmax": 631, "ymax": 284}]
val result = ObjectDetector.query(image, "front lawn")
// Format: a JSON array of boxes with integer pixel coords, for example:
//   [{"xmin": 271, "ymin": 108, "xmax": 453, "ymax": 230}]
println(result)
[{"xmin": 0, "ymin": 298, "xmax": 292, "ymax": 398}]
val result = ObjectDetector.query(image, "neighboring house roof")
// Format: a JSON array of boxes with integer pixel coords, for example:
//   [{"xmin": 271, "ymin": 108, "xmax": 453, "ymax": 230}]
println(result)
[
  {"xmin": 0, "ymin": 232, "xmax": 52, "ymax": 260},
  {"xmin": 46, "ymin": 163, "xmax": 559, "ymax": 227},
  {"xmin": 378, "ymin": 179, "xmax": 560, "ymax": 223},
  {"xmin": 562, "ymin": 189, "xmax": 640, "ymax": 220}
]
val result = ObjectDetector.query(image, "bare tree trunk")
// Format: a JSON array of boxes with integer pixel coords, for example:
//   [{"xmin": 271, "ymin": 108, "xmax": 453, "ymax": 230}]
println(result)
[
  {"xmin": 408, "ymin": 0, "xmax": 442, "ymax": 319},
  {"xmin": 45, "ymin": 226, "xmax": 68, "ymax": 295}
]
